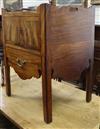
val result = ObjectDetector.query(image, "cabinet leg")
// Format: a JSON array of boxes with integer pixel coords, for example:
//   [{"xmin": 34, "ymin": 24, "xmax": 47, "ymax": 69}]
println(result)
[
  {"xmin": 1, "ymin": 60, "xmax": 4, "ymax": 86},
  {"xmin": 42, "ymin": 65, "xmax": 52, "ymax": 123},
  {"xmin": 5, "ymin": 59, "xmax": 11, "ymax": 96},
  {"xmin": 81, "ymin": 70, "xmax": 86, "ymax": 90},
  {"xmin": 86, "ymin": 61, "xmax": 93, "ymax": 102}
]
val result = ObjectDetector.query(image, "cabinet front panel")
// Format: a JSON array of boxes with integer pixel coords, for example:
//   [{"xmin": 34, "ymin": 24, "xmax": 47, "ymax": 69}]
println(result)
[{"xmin": 4, "ymin": 13, "xmax": 41, "ymax": 50}]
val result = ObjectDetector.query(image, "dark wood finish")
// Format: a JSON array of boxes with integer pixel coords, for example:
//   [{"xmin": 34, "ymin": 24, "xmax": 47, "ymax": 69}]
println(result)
[
  {"xmin": 2, "ymin": 4, "xmax": 95, "ymax": 123},
  {"xmin": 41, "ymin": 5, "xmax": 52, "ymax": 123},
  {"xmin": 0, "ymin": 15, "xmax": 4, "ymax": 86},
  {"xmin": 46, "ymin": 5, "xmax": 94, "ymax": 81},
  {"xmin": 46, "ymin": 5, "xmax": 94, "ymax": 103},
  {"xmin": 95, "ymin": 25, "xmax": 100, "ymax": 40},
  {"xmin": 94, "ymin": 24, "xmax": 100, "ymax": 95},
  {"xmin": 1, "ymin": 60, "xmax": 4, "ymax": 86}
]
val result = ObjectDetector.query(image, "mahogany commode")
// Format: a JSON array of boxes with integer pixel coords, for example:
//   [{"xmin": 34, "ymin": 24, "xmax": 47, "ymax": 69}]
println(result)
[{"xmin": 2, "ymin": 3, "xmax": 94, "ymax": 123}]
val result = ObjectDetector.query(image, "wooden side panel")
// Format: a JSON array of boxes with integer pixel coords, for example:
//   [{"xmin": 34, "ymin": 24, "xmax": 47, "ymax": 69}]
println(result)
[{"xmin": 46, "ymin": 5, "xmax": 95, "ymax": 81}]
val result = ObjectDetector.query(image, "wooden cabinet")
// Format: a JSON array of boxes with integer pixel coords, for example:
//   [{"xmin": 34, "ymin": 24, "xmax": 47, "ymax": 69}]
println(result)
[{"xmin": 2, "ymin": 4, "xmax": 95, "ymax": 123}]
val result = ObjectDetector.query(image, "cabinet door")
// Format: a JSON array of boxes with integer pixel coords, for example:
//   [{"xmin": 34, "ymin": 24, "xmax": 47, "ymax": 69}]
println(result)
[{"xmin": 3, "ymin": 12, "xmax": 41, "ymax": 50}]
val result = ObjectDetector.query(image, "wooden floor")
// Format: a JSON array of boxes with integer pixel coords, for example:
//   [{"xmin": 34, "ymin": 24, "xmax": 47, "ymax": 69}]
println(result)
[{"xmin": 0, "ymin": 69, "xmax": 100, "ymax": 129}]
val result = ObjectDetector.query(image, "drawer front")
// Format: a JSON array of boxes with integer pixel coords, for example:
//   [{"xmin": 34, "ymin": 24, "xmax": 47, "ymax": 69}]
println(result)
[{"xmin": 6, "ymin": 45, "xmax": 41, "ymax": 79}]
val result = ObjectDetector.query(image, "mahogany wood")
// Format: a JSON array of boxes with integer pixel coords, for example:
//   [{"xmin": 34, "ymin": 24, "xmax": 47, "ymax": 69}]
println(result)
[
  {"xmin": 41, "ymin": 5, "xmax": 52, "ymax": 123},
  {"xmin": 45, "ymin": 5, "xmax": 94, "ymax": 81},
  {"xmin": 2, "ymin": 4, "xmax": 95, "ymax": 123}
]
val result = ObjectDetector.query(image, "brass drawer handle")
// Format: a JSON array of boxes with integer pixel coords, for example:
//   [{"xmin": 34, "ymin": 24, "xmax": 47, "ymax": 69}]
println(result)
[{"xmin": 16, "ymin": 58, "xmax": 26, "ymax": 68}]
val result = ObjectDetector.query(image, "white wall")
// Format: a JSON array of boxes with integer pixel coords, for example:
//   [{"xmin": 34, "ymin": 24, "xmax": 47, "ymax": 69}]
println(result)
[
  {"xmin": 23, "ymin": 0, "xmax": 49, "ymax": 8},
  {"xmin": 95, "ymin": 6, "xmax": 100, "ymax": 25},
  {"xmin": 0, "ymin": 0, "xmax": 3, "ymax": 14}
]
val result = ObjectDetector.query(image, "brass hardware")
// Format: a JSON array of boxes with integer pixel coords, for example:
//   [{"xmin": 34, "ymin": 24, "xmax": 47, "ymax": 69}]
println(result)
[{"xmin": 16, "ymin": 58, "xmax": 26, "ymax": 68}]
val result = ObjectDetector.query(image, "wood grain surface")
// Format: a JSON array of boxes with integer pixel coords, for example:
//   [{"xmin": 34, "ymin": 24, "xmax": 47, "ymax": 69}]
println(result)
[{"xmin": 46, "ymin": 5, "xmax": 95, "ymax": 81}]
